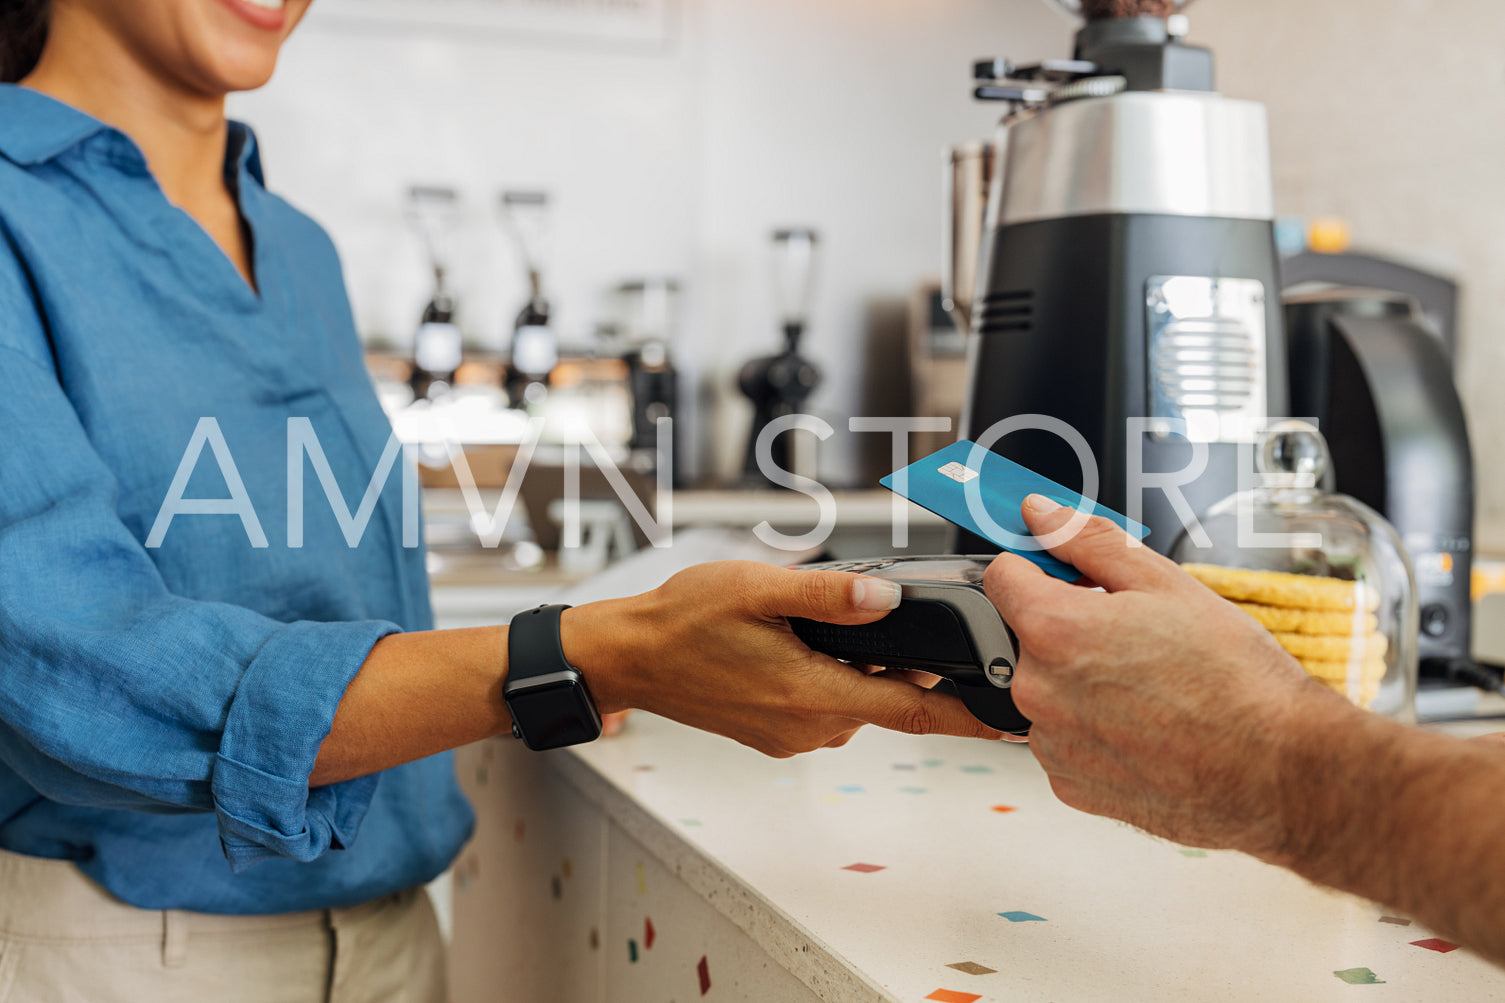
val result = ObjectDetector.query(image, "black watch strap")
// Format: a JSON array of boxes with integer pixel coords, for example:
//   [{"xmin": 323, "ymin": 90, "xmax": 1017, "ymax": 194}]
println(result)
[
  {"xmin": 504, "ymin": 604, "xmax": 602, "ymax": 750},
  {"xmin": 507, "ymin": 603, "xmax": 574, "ymax": 683}
]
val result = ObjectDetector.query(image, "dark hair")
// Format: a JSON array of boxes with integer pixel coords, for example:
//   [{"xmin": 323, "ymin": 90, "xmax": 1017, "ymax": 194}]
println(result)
[{"xmin": 1, "ymin": 0, "xmax": 51, "ymax": 84}]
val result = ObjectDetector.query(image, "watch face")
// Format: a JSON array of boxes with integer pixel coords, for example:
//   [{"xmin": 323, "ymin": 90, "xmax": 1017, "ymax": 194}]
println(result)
[{"xmin": 508, "ymin": 676, "xmax": 603, "ymax": 751}]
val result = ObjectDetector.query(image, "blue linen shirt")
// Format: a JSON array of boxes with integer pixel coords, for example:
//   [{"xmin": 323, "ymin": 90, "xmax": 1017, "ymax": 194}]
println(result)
[{"xmin": 0, "ymin": 85, "xmax": 474, "ymax": 914}]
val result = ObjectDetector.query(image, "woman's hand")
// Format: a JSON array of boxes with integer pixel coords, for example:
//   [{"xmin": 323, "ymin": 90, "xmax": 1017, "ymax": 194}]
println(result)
[
  {"xmin": 562, "ymin": 561, "xmax": 1004, "ymax": 757},
  {"xmin": 981, "ymin": 495, "xmax": 1353, "ymax": 857}
]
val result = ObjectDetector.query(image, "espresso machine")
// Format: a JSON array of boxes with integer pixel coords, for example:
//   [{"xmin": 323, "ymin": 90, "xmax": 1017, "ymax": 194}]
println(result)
[
  {"xmin": 1283, "ymin": 279, "xmax": 1476, "ymax": 682},
  {"xmin": 951, "ymin": 0, "xmax": 1287, "ymax": 553}
]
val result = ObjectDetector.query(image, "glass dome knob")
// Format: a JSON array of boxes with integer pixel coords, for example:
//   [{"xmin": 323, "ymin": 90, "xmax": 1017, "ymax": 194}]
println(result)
[{"xmin": 1256, "ymin": 419, "xmax": 1331, "ymax": 489}]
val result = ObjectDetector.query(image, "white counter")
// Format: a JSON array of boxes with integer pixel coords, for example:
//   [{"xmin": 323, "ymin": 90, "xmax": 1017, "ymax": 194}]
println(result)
[{"xmin": 442, "ymin": 532, "xmax": 1505, "ymax": 1002}]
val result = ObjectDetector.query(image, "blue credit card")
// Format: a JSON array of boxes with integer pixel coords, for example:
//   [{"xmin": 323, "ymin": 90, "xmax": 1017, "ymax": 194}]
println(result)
[{"xmin": 880, "ymin": 440, "xmax": 1150, "ymax": 581}]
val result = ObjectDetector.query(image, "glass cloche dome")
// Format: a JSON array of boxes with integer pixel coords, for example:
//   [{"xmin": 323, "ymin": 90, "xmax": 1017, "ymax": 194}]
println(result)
[{"xmin": 1170, "ymin": 421, "xmax": 1419, "ymax": 720}]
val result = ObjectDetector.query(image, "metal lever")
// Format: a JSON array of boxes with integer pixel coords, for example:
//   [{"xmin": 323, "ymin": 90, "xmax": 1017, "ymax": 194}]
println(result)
[
  {"xmin": 973, "ymin": 84, "xmax": 1051, "ymax": 103},
  {"xmin": 1007, "ymin": 58, "xmax": 1100, "ymax": 81}
]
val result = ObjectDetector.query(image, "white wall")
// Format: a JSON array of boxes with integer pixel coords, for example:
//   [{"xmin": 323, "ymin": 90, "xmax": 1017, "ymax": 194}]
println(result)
[
  {"xmin": 229, "ymin": 0, "xmax": 1068, "ymax": 486},
  {"xmin": 234, "ymin": 0, "xmax": 1505, "ymax": 544},
  {"xmin": 1188, "ymin": 0, "xmax": 1505, "ymax": 551},
  {"xmin": 691, "ymin": 0, "xmax": 1067, "ymax": 483}
]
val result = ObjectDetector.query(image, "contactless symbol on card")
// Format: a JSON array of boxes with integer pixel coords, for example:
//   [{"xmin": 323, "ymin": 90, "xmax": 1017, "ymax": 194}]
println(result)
[{"xmin": 937, "ymin": 461, "xmax": 979, "ymax": 484}]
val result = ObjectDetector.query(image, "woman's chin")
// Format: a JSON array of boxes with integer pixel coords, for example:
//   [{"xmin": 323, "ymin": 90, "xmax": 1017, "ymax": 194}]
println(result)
[{"xmin": 187, "ymin": 49, "xmax": 283, "ymax": 96}]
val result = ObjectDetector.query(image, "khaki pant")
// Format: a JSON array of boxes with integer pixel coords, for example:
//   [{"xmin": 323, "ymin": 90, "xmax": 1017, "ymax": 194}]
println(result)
[{"xmin": 0, "ymin": 848, "xmax": 446, "ymax": 1003}]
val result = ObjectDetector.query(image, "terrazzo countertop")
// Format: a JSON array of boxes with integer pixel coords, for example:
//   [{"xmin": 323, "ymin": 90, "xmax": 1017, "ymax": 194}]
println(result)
[
  {"xmin": 556, "ymin": 714, "xmax": 1505, "ymax": 1002},
  {"xmin": 439, "ymin": 529, "xmax": 1505, "ymax": 1001}
]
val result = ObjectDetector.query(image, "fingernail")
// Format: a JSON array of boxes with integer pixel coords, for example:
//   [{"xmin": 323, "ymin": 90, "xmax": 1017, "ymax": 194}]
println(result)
[
  {"xmin": 852, "ymin": 577, "xmax": 902, "ymax": 611},
  {"xmin": 1024, "ymin": 493, "xmax": 1061, "ymax": 514}
]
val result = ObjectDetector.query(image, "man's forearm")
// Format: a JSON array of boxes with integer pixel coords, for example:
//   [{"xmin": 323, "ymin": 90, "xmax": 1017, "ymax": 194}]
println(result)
[{"xmin": 1268, "ymin": 700, "xmax": 1505, "ymax": 961}]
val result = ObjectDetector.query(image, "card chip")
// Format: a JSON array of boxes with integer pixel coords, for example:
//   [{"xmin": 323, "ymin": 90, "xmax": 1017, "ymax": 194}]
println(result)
[{"xmin": 938, "ymin": 462, "xmax": 979, "ymax": 484}]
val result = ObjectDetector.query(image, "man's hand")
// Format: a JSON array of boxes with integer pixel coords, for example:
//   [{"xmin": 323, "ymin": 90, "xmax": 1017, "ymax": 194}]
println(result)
[
  {"xmin": 565, "ymin": 561, "xmax": 1004, "ymax": 757},
  {"xmin": 983, "ymin": 494, "xmax": 1352, "ymax": 856}
]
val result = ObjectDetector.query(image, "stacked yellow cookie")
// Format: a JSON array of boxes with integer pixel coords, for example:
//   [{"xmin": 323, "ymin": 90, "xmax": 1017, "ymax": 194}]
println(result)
[{"xmin": 1180, "ymin": 563, "xmax": 1387, "ymax": 707}]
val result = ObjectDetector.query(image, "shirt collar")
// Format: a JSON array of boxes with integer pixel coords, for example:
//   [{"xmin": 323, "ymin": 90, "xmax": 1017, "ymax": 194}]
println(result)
[
  {"xmin": 0, "ymin": 83, "xmax": 265, "ymax": 188},
  {"xmin": 0, "ymin": 83, "xmax": 110, "ymax": 166},
  {"xmin": 226, "ymin": 120, "xmax": 266, "ymax": 188}
]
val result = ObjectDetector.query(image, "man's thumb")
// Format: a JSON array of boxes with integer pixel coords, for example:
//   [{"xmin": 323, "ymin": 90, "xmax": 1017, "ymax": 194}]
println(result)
[{"xmin": 1020, "ymin": 494, "xmax": 1181, "ymax": 593}]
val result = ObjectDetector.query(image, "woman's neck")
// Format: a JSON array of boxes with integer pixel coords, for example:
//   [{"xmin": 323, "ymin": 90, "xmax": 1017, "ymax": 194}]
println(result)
[
  {"xmin": 20, "ymin": 4, "xmax": 256, "ymax": 289},
  {"xmin": 21, "ymin": 5, "xmax": 229, "ymax": 213}
]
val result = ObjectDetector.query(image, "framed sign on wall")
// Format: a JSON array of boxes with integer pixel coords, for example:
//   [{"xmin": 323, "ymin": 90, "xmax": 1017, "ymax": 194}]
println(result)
[{"xmin": 311, "ymin": 0, "xmax": 675, "ymax": 49}]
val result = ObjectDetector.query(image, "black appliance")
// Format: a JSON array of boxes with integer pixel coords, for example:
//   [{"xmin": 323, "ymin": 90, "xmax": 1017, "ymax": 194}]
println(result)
[
  {"xmin": 739, "ymin": 229, "xmax": 822, "ymax": 485},
  {"xmin": 1284, "ymin": 286, "xmax": 1475, "ymax": 674},
  {"xmin": 405, "ymin": 185, "xmax": 464, "ymax": 401},
  {"xmin": 500, "ymin": 191, "xmax": 558, "ymax": 408},
  {"xmin": 957, "ymin": 4, "xmax": 1287, "ymax": 554}
]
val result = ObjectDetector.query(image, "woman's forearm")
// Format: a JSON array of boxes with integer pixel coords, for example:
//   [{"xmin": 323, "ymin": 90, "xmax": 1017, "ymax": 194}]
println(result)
[
  {"xmin": 307, "ymin": 562, "xmax": 998, "ymax": 786},
  {"xmin": 309, "ymin": 625, "xmax": 513, "ymax": 787},
  {"xmin": 310, "ymin": 599, "xmax": 644, "ymax": 786}
]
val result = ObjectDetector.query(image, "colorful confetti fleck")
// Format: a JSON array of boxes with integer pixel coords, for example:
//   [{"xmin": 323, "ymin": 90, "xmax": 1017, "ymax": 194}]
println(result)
[
  {"xmin": 842, "ymin": 862, "xmax": 886, "ymax": 873},
  {"xmin": 925, "ymin": 990, "xmax": 981, "ymax": 1003},
  {"xmin": 1333, "ymin": 968, "xmax": 1385, "ymax": 985},
  {"xmin": 837, "ymin": 785, "xmax": 866, "ymax": 794},
  {"xmin": 960, "ymin": 765, "xmax": 994, "ymax": 775},
  {"xmin": 645, "ymin": 917, "xmax": 657, "ymax": 950},
  {"xmin": 636, "ymin": 863, "xmax": 647, "ymax": 895},
  {"xmin": 1411, "ymin": 938, "xmax": 1459, "ymax": 953},
  {"xmin": 634, "ymin": 764, "xmax": 655, "ymax": 772},
  {"xmin": 998, "ymin": 911, "xmax": 1046, "ymax": 923},
  {"xmin": 923, "ymin": 759, "xmax": 944, "ymax": 768},
  {"xmin": 628, "ymin": 939, "xmax": 638, "ymax": 963},
  {"xmin": 562, "ymin": 858, "xmax": 572, "ymax": 879},
  {"xmin": 1179, "ymin": 849, "xmax": 1208, "ymax": 858},
  {"xmin": 697, "ymin": 955, "xmax": 711, "ymax": 995},
  {"xmin": 1379, "ymin": 916, "xmax": 1412, "ymax": 926},
  {"xmin": 899, "ymin": 786, "xmax": 929, "ymax": 794},
  {"xmin": 946, "ymin": 961, "xmax": 997, "ymax": 976},
  {"xmin": 679, "ymin": 818, "xmax": 703, "ymax": 827},
  {"xmin": 990, "ymin": 804, "xmax": 1017, "ymax": 814},
  {"xmin": 820, "ymin": 794, "xmax": 844, "ymax": 804},
  {"xmin": 455, "ymin": 855, "xmax": 478, "ymax": 890}
]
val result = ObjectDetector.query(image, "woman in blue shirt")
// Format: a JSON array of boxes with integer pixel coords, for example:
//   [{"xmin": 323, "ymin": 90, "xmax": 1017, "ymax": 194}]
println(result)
[{"xmin": 0, "ymin": 0, "xmax": 1000, "ymax": 998}]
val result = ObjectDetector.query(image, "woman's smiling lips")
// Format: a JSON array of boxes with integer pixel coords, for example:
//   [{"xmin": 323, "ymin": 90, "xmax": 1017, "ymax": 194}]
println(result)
[{"xmin": 217, "ymin": 0, "xmax": 288, "ymax": 32}]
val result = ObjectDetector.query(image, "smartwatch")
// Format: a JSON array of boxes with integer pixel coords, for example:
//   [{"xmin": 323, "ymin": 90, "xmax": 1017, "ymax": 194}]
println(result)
[{"xmin": 503, "ymin": 604, "xmax": 603, "ymax": 751}]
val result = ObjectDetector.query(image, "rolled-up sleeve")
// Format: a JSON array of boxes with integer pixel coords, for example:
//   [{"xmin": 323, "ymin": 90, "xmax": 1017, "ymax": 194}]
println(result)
[{"xmin": 0, "ymin": 271, "xmax": 396, "ymax": 871}]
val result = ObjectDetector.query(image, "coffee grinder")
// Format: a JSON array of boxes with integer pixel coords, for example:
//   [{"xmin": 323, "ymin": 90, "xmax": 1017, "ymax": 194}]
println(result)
[
  {"xmin": 500, "ymin": 190, "xmax": 559, "ymax": 409},
  {"xmin": 954, "ymin": 0, "xmax": 1288, "ymax": 553},
  {"xmin": 616, "ymin": 279, "xmax": 683, "ymax": 482},
  {"xmin": 405, "ymin": 185, "xmax": 465, "ymax": 402},
  {"xmin": 738, "ymin": 228, "xmax": 823, "ymax": 485}
]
